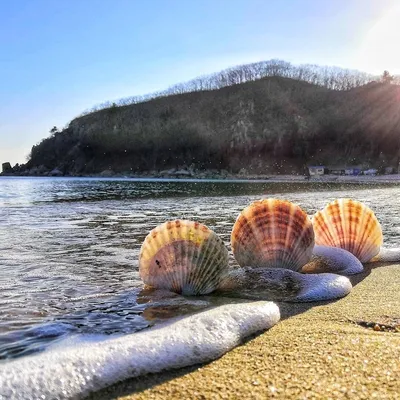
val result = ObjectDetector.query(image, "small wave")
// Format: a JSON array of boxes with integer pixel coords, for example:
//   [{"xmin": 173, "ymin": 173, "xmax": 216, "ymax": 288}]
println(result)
[{"xmin": 0, "ymin": 302, "xmax": 280, "ymax": 400}]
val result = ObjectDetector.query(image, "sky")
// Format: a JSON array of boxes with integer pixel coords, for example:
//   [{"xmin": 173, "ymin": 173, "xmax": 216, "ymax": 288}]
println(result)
[{"xmin": 1, "ymin": 0, "xmax": 400, "ymax": 166}]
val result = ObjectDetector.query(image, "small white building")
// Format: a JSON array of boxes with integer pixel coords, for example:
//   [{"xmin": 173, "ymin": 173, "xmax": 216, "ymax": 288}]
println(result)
[{"xmin": 308, "ymin": 166, "xmax": 326, "ymax": 176}]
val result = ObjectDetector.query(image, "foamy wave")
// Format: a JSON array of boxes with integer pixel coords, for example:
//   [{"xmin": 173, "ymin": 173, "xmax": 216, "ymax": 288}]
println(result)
[{"xmin": 0, "ymin": 301, "xmax": 280, "ymax": 400}]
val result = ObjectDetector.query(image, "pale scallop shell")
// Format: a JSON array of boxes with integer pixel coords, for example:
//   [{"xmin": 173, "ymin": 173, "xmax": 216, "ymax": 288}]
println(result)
[
  {"xmin": 312, "ymin": 198, "xmax": 383, "ymax": 262},
  {"xmin": 231, "ymin": 199, "xmax": 315, "ymax": 271},
  {"xmin": 139, "ymin": 220, "xmax": 229, "ymax": 295}
]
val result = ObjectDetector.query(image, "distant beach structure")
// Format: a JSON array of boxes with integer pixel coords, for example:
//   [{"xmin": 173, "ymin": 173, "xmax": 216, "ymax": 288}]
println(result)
[
  {"xmin": 307, "ymin": 166, "xmax": 327, "ymax": 176},
  {"xmin": 307, "ymin": 165, "xmax": 394, "ymax": 176}
]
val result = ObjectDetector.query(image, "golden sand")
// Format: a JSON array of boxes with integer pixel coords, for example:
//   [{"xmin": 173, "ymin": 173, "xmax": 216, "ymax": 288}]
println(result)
[{"xmin": 91, "ymin": 264, "xmax": 400, "ymax": 400}]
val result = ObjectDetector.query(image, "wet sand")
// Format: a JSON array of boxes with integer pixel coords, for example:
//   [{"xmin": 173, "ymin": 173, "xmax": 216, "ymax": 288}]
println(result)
[{"xmin": 91, "ymin": 264, "xmax": 400, "ymax": 399}]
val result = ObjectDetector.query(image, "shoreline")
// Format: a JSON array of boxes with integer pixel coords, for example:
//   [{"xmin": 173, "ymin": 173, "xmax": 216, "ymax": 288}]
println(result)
[
  {"xmin": 92, "ymin": 263, "xmax": 400, "ymax": 399},
  {"xmin": 1, "ymin": 173, "xmax": 400, "ymax": 185}
]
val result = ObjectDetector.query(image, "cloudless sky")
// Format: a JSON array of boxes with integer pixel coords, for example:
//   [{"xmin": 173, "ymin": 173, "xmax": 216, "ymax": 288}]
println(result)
[{"xmin": 1, "ymin": 0, "xmax": 399, "ymax": 165}]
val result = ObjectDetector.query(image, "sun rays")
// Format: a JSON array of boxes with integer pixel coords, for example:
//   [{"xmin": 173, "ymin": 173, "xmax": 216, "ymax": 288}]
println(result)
[{"xmin": 356, "ymin": 3, "xmax": 400, "ymax": 75}]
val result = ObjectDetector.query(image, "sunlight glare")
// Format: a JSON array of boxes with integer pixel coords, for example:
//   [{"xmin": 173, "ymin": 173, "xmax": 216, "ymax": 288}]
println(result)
[{"xmin": 356, "ymin": 4, "xmax": 400, "ymax": 74}]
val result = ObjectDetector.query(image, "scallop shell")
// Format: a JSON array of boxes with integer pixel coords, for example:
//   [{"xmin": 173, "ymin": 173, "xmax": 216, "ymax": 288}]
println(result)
[
  {"xmin": 231, "ymin": 199, "xmax": 315, "ymax": 271},
  {"xmin": 139, "ymin": 220, "xmax": 229, "ymax": 295},
  {"xmin": 312, "ymin": 198, "xmax": 383, "ymax": 262}
]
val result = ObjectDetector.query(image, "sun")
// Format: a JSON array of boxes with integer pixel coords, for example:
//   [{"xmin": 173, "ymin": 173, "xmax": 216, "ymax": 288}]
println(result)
[{"xmin": 356, "ymin": 4, "xmax": 400, "ymax": 75}]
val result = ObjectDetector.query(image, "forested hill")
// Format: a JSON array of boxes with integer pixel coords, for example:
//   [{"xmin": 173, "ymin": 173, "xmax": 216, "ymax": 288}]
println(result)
[{"xmin": 20, "ymin": 63, "xmax": 400, "ymax": 176}]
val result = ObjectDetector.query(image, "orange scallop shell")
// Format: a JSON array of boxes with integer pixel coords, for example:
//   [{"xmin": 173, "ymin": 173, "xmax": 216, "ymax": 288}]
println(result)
[
  {"xmin": 139, "ymin": 220, "xmax": 229, "ymax": 295},
  {"xmin": 312, "ymin": 198, "xmax": 383, "ymax": 262},
  {"xmin": 231, "ymin": 199, "xmax": 315, "ymax": 271}
]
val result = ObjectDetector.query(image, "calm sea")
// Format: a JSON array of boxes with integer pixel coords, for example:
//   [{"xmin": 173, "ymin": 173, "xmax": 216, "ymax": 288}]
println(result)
[{"xmin": 1, "ymin": 176, "xmax": 399, "ymax": 360}]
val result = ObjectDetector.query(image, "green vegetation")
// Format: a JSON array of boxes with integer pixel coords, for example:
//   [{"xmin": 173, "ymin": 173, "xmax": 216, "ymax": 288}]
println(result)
[{"xmin": 21, "ymin": 61, "xmax": 400, "ymax": 175}]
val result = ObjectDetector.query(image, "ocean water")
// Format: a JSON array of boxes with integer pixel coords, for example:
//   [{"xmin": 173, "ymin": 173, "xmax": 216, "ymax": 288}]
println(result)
[{"xmin": 0, "ymin": 176, "xmax": 399, "ymax": 361}]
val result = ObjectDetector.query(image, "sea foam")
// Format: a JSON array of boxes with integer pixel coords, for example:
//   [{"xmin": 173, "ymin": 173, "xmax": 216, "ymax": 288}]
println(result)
[{"xmin": 0, "ymin": 301, "xmax": 280, "ymax": 400}]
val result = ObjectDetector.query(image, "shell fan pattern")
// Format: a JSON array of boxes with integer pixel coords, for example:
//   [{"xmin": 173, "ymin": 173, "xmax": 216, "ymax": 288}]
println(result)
[
  {"xmin": 139, "ymin": 220, "xmax": 229, "ymax": 295},
  {"xmin": 231, "ymin": 199, "xmax": 315, "ymax": 271},
  {"xmin": 313, "ymin": 198, "xmax": 383, "ymax": 262}
]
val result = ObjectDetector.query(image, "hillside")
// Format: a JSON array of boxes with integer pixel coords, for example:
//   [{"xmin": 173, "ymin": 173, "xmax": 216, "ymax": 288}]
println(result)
[{"xmin": 15, "ymin": 72, "xmax": 400, "ymax": 176}]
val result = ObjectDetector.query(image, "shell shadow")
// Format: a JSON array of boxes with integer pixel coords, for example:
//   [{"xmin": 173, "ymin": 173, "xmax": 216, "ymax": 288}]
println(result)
[{"xmin": 348, "ymin": 261, "xmax": 386, "ymax": 287}]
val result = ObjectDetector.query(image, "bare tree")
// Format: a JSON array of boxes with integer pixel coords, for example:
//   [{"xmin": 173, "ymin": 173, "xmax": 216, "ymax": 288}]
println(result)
[
  {"xmin": 73, "ymin": 59, "xmax": 400, "ymax": 120},
  {"xmin": 382, "ymin": 70, "xmax": 394, "ymax": 84}
]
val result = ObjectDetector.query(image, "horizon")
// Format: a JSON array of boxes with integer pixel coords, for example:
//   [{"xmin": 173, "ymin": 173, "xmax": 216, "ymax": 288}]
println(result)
[{"xmin": 1, "ymin": 0, "xmax": 400, "ymax": 166}]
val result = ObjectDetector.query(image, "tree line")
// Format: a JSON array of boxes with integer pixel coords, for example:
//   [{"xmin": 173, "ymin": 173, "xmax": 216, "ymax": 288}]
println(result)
[
  {"xmin": 23, "ymin": 68, "xmax": 400, "ymax": 176},
  {"xmin": 76, "ymin": 59, "xmax": 398, "ymax": 118}
]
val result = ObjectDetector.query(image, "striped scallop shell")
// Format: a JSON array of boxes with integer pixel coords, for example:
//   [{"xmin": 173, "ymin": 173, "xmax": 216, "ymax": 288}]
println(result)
[
  {"xmin": 231, "ymin": 199, "xmax": 315, "ymax": 271},
  {"xmin": 139, "ymin": 220, "xmax": 229, "ymax": 295},
  {"xmin": 312, "ymin": 198, "xmax": 383, "ymax": 262}
]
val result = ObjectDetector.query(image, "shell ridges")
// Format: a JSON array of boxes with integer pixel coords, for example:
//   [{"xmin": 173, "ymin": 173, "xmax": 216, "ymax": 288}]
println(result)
[
  {"xmin": 139, "ymin": 220, "xmax": 229, "ymax": 295},
  {"xmin": 231, "ymin": 199, "xmax": 315, "ymax": 271},
  {"xmin": 312, "ymin": 198, "xmax": 383, "ymax": 262}
]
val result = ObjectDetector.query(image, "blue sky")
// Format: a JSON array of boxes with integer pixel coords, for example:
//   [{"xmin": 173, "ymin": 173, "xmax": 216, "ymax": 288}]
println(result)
[{"xmin": 1, "ymin": 0, "xmax": 399, "ymax": 165}]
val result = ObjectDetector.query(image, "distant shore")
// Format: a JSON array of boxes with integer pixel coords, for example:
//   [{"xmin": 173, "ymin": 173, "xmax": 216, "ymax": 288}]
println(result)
[
  {"xmin": 0, "ymin": 169, "xmax": 400, "ymax": 184},
  {"xmin": 1, "ymin": 171, "xmax": 400, "ymax": 184}
]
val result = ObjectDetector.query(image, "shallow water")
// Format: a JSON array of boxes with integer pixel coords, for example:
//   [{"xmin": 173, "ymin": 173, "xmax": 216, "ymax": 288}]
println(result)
[{"xmin": 0, "ymin": 176, "xmax": 399, "ymax": 361}]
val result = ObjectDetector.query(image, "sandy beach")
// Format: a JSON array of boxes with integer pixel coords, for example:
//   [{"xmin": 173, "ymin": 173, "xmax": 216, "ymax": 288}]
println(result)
[{"xmin": 91, "ymin": 263, "xmax": 400, "ymax": 399}]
